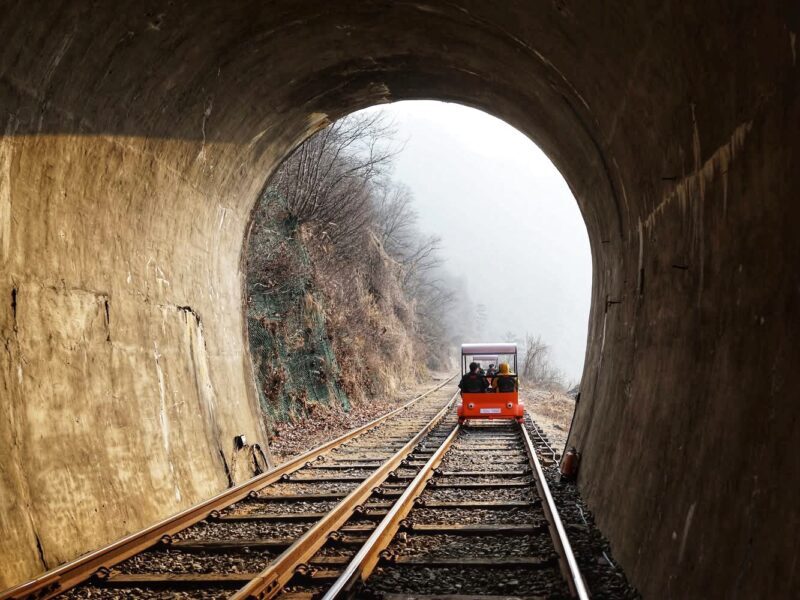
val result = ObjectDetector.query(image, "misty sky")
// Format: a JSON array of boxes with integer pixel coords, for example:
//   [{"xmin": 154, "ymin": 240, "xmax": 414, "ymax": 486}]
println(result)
[{"xmin": 356, "ymin": 101, "xmax": 592, "ymax": 383}]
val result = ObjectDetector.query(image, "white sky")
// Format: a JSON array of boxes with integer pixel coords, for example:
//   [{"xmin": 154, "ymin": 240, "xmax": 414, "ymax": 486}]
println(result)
[{"xmin": 357, "ymin": 101, "xmax": 592, "ymax": 383}]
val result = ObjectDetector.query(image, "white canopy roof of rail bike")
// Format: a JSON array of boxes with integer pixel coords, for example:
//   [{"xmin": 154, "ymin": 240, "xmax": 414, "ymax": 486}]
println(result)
[{"xmin": 461, "ymin": 343, "xmax": 517, "ymax": 355}]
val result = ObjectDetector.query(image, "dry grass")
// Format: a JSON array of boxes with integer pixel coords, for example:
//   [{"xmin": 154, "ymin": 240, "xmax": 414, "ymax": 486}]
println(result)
[
  {"xmin": 521, "ymin": 387, "xmax": 576, "ymax": 450},
  {"xmin": 311, "ymin": 231, "xmax": 421, "ymax": 404}
]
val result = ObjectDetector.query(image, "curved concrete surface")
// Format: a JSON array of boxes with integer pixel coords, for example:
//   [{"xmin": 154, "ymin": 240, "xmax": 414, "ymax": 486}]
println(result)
[{"xmin": 1, "ymin": 2, "xmax": 798, "ymax": 596}]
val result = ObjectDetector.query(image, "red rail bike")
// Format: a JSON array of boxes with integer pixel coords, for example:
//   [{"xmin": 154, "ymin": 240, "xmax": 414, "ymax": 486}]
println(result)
[{"xmin": 457, "ymin": 342, "xmax": 524, "ymax": 424}]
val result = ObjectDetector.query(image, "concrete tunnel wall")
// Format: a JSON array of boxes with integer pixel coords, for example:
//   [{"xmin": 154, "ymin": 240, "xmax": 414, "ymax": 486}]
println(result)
[{"xmin": 1, "ymin": 1, "xmax": 798, "ymax": 596}]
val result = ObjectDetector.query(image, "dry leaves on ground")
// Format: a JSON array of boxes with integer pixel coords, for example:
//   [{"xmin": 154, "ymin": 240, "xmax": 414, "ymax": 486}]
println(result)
[{"xmin": 268, "ymin": 379, "xmax": 441, "ymax": 463}]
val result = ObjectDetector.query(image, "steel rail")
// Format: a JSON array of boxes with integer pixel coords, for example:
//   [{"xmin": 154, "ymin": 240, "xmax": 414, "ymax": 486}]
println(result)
[
  {"xmin": 528, "ymin": 417, "xmax": 558, "ymax": 458},
  {"xmin": 321, "ymin": 424, "xmax": 461, "ymax": 599},
  {"xmin": 0, "ymin": 376, "xmax": 455, "ymax": 600},
  {"xmin": 520, "ymin": 390, "xmax": 558, "ymax": 459},
  {"xmin": 520, "ymin": 421, "xmax": 590, "ymax": 599},
  {"xmin": 229, "ymin": 391, "xmax": 460, "ymax": 600}
]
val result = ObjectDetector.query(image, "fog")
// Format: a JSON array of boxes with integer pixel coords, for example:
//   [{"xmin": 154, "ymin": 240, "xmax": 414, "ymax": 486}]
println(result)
[{"xmin": 355, "ymin": 101, "xmax": 592, "ymax": 384}]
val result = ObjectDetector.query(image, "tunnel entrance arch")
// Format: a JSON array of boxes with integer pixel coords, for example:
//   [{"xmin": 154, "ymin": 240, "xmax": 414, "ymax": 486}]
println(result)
[
  {"xmin": 1, "ymin": 3, "xmax": 797, "ymax": 597},
  {"xmin": 242, "ymin": 99, "xmax": 593, "ymax": 434}
]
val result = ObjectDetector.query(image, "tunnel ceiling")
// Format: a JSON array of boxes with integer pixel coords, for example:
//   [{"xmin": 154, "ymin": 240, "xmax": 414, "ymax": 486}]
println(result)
[
  {"xmin": 1, "ymin": 1, "xmax": 799, "ymax": 598},
  {"xmin": 6, "ymin": 3, "xmax": 790, "ymax": 239}
]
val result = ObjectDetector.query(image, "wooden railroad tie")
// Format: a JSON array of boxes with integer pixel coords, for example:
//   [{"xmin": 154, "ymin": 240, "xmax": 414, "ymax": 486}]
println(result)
[
  {"xmin": 417, "ymin": 500, "xmax": 540, "ymax": 509},
  {"xmin": 162, "ymin": 539, "xmax": 291, "ymax": 552},
  {"xmin": 384, "ymin": 555, "xmax": 557, "ymax": 568},
  {"xmin": 285, "ymin": 475, "xmax": 365, "ymax": 483},
  {"xmin": 217, "ymin": 509, "xmax": 390, "ymax": 522},
  {"xmin": 380, "ymin": 480, "xmax": 531, "ymax": 490},
  {"xmin": 99, "ymin": 572, "xmax": 257, "ymax": 588},
  {"xmin": 398, "ymin": 523, "xmax": 547, "ymax": 535},
  {"xmin": 428, "ymin": 480, "xmax": 532, "ymax": 489},
  {"xmin": 302, "ymin": 463, "xmax": 381, "ymax": 469},
  {"xmin": 248, "ymin": 492, "xmax": 349, "ymax": 501}
]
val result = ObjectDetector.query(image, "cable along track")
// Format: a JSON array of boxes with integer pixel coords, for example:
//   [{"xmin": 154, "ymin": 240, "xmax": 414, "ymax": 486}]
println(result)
[{"xmin": 0, "ymin": 378, "xmax": 457, "ymax": 600}]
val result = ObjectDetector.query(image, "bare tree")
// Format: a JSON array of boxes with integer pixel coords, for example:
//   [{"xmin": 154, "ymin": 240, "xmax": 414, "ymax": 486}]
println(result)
[
  {"xmin": 368, "ymin": 179, "xmax": 460, "ymax": 363},
  {"xmin": 475, "ymin": 304, "xmax": 488, "ymax": 339},
  {"xmin": 372, "ymin": 182, "xmax": 444, "ymax": 288},
  {"xmin": 522, "ymin": 333, "xmax": 566, "ymax": 390},
  {"xmin": 269, "ymin": 113, "xmax": 399, "ymax": 254},
  {"xmin": 372, "ymin": 182, "xmax": 417, "ymax": 253},
  {"xmin": 247, "ymin": 191, "xmax": 312, "ymax": 295},
  {"xmin": 250, "ymin": 111, "xmax": 472, "ymax": 377}
]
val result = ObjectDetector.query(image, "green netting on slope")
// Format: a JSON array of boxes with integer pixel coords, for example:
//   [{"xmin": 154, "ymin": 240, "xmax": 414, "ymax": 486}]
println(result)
[{"xmin": 246, "ymin": 192, "xmax": 350, "ymax": 425}]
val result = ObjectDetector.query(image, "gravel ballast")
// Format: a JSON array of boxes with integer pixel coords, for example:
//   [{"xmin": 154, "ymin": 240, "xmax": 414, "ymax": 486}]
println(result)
[
  {"xmin": 173, "ymin": 520, "xmax": 311, "ymax": 541},
  {"xmin": 366, "ymin": 564, "xmax": 569, "ymax": 597},
  {"xmin": 411, "ymin": 506, "xmax": 542, "ymax": 524},
  {"xmin": 255, "ymin": 481, "xmax": 359, "ymax": 495},
  {"xmin": 61, "ymin": 586, "xmax": 232, "ymax": 599},
  {"xmin": 228, "ymin": 499, "xmax": 339, "ymax": 515},
  {"xmin": 420, "ymin": 485, "xmax": 535, "ymax": 502},
  {"xmin": 114, "ymin": 549, "xmax": 273, "ymax": 575},
  {"xmin": 389, "ymin": 532, "xmax": 554, "ymax": 558}
]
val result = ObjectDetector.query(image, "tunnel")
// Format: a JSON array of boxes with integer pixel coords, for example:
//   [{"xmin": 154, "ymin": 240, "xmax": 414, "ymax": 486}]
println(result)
[{"xmin": 1, "ymin": 2, "xmax": 798, "ymax": 597}]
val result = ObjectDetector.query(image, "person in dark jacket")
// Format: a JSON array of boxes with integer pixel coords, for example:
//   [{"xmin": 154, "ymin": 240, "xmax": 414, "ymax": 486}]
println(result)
[{"xmin": 459, "ymin": 362, "xmax": 489, "ymax": 393}]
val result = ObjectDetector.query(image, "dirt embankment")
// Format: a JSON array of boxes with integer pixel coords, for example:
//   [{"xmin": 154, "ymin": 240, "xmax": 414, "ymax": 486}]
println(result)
[
  {"xmin": 269, "ymin": 376, "xmax": 452, "ymax": 463},
  {"xmin": 247, "ymin": 196, "xmax": 426, "ymax": 430},
  {"xmin": 521, "ymin": 388, "xmax": 576, "ymax": 450}
]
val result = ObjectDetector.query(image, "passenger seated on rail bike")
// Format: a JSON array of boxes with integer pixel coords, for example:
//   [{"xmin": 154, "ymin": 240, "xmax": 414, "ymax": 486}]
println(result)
[
  {"xmin": 485, "ymin": 363, "xmax": 497, "ymax": 387},
  {"xmin": 492, "ymin": 362, "xmax": 518, "ymax": 393},
  {"xmin": 458, "ymin": 361, "xmax": 489, "ymax": 393}
]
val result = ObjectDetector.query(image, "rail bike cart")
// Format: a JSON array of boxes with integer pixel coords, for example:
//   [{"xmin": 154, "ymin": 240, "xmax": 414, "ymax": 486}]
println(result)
[{"xmin": 458, "ymin": 342, "xmax": 524, "ymax": 424}]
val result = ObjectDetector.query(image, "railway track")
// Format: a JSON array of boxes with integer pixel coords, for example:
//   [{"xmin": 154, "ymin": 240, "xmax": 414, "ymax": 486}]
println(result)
[
  {"xmin": 3, "ymin": 379, "xmax": 588, "ymax": 600},
  {"xmin": 0, "ymin": 378, "xmax": 456, "ymax": 600},
  {"xmin": 285, "ymin": 418, "xmax": 589, "ymax": 600},
  {"xmin": 527, "ymin": 416, "xmax": 561, "ymax": 464}
]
